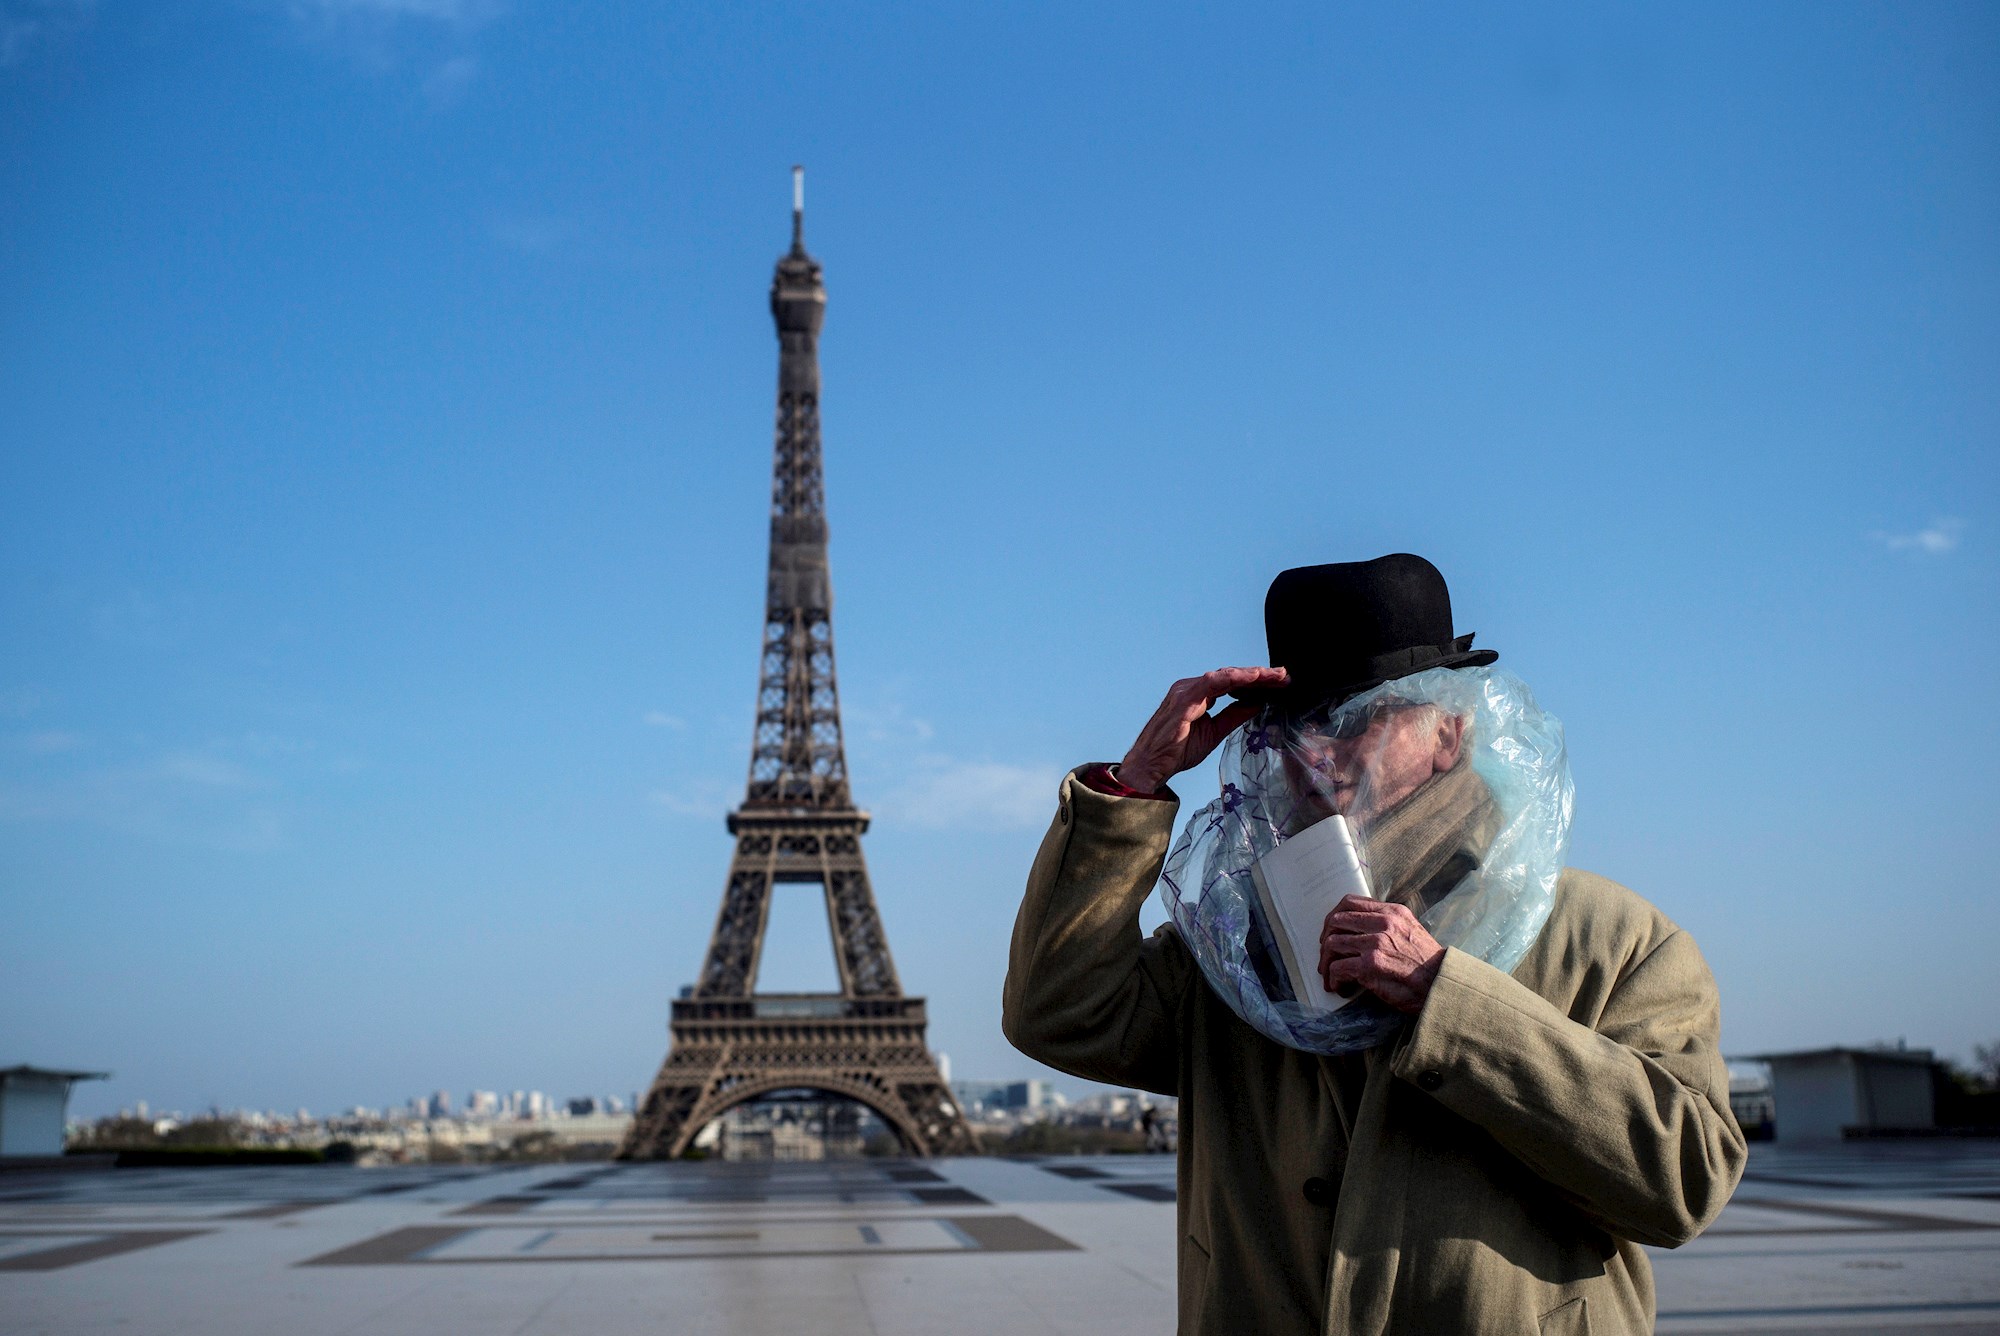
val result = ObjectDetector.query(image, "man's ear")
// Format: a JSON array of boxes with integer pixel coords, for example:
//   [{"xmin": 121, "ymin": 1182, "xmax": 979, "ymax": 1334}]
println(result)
[{"xmin": 1431, "ymin": 713, "xmax": 1467, "ymax": 773}]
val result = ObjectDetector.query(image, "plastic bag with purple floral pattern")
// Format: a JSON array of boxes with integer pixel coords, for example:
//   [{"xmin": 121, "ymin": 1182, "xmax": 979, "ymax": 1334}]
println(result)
[{"xmin": 1157, "ymin": 666, "xmax": 1572, "ymax": 1054}]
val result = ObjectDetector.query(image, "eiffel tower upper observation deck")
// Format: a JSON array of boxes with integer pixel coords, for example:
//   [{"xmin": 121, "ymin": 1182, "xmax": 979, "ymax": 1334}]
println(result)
[{"xmin": 620, "ymin": 170, "xmax": 976, "ymax": 1159}]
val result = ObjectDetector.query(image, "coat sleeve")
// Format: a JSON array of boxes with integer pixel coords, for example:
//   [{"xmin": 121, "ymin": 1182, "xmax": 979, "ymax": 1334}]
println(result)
[
  {"xmin": 1001, "ymin": 767, "xmax": 1193, "ymax": 1097},
  {"xmin": 1392, "ymin": 929, "xmax": 1747, "ymax": 1248}
]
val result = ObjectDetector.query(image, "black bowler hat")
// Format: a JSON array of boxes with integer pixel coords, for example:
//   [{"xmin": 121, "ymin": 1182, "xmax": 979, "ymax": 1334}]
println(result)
[{"xmin": 1231, "ymin": 553, "xmax": 1497, "ymax": 711}]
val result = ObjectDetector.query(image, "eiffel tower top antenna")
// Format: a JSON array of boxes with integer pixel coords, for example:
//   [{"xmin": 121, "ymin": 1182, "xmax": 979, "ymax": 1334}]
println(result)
[{"xmin": 791, "ymin": 163, "xmax": 804, "ymax": 251}]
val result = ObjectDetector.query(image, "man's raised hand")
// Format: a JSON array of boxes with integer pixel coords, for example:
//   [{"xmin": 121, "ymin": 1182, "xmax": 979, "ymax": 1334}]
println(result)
[{"xmin": 1116, "ymin": 666, "xmax": 1289, "ymax": 795}]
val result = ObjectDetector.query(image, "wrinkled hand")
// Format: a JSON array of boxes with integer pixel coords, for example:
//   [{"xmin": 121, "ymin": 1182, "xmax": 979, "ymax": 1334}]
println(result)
[
  {"xmin": 1117, "ymin": 667, "xmax": 1289, "ymax": 794},
  {"xmin": 1318, "ymin": 895, "xmax": 1445, "ymax": 1015}
]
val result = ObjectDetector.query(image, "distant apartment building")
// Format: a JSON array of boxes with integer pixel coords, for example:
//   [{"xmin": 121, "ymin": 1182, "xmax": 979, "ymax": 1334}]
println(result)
[{"xmin": 1004, "ymin": 1080, "xmax": 1053, "ymax": 1111}]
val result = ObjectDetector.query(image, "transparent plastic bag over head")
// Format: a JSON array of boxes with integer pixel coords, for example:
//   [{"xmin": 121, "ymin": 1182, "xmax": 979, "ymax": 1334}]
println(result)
[{"xmin": 1158, "ymin": 666, "xmax": 1573, "ymax": 1055}]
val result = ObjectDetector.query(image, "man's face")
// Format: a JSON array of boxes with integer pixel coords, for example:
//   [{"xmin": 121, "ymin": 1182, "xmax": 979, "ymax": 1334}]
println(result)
[{"xmin": 1280, "ymin": 698, "xmax": 1467, "ymax": 828}]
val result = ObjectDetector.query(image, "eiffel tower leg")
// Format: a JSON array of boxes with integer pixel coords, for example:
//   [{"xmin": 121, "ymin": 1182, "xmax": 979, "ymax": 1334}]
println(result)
[
  {"xmin": 699, "ymin": 855, "xmax": 773, "ymax": 997},
  {"xmin": 620, "ymin": 1041, "xmax": 726, "ymax": 1160},
  {"xmin": 890, "ymin": 1075, "xmax": 981, "ymax": 1156}
]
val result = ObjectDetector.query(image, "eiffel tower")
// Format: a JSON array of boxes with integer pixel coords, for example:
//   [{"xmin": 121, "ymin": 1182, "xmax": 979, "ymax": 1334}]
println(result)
[{"xmin": 621, "ymin": 170, "xmax": 977, "ymax": 1160}]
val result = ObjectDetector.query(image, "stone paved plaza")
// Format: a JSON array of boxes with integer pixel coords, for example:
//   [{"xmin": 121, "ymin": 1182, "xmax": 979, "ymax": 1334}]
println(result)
[{"xmin": 3, "ymin": 1141, "xmax": 1999, "ymax": 1334}]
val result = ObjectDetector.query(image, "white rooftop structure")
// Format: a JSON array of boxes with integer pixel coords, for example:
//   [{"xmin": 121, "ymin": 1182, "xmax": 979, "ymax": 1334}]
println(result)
[
  {"xmin": 0, "ymin": 1066, "xmax": 107, "ymax": 1159},
  {"xmin": 1739, "ymin": 1047, "xmax": 1937, "ymax": 1144}
]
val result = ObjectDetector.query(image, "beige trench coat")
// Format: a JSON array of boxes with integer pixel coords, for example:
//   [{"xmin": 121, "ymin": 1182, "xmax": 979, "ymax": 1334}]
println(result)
[{"xmin": 1003, "ymin": 769, "xmax": 1746, "ymax": 1335}]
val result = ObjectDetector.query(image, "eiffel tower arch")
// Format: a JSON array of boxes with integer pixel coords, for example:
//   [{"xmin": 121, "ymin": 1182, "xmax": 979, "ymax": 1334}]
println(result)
[{"xmin": 621, "ymin": 170, "xmax": 977, "ymax": 1160}]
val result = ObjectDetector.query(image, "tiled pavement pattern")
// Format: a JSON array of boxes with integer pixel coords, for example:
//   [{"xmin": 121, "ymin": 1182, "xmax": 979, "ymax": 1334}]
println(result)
[
  {"xmin": 0, "ymin": 1143, "xmax": 1996, "ymax": 1333},
  {"xmin": 1657, "ymin": 1141, "xmax": 2000, "ymax": 1333}
]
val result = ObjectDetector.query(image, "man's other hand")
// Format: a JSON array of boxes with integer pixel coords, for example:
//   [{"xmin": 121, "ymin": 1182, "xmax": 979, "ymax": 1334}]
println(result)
[
  {"xmin": 1318, "ymin": 895, "xmax": 1445, "ymax": 1014},
  {"xmin": 1116, "ymin": 667, "xmax": 1289, "ymax": 794}
]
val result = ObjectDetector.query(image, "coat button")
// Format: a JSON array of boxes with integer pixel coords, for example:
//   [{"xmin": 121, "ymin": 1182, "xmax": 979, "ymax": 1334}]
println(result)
[
  {"xmin": 1302, "ymin": 1176, "xmax": 1333, "ymax": 1207},
  {"xmin": 1417, "ymin": 1070, "xmax": 1443, "ymax": 1092}
]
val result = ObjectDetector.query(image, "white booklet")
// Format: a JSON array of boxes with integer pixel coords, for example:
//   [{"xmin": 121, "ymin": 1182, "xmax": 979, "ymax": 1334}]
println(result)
[{"xmin": 1247, "ymin": 814, "xmax": 1375, "ymax": 1013}]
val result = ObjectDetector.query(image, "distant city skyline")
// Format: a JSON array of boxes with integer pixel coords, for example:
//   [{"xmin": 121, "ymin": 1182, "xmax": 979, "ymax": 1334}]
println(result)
[
  {"xmin": 98, "ymin": 1086, "xmax": 637, "ymax": 1123},
  {"xmin": 3, "ymin": 4, "xmax": 1995, "ymax": 1120},
  {"xmin": 80, "ymin": 1049, "xmax": 1091, "ymax": 1126}
]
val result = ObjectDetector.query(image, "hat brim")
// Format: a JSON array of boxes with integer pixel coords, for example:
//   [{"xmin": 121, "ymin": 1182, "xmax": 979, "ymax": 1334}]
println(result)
[{"xmin": 1227, "ymin": 647, "xmax": 1498, "ymax": 712}]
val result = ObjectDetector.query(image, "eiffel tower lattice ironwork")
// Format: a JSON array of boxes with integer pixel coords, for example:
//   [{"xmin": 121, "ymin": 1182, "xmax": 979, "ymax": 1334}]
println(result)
[{"xmin": 620, "ymin": 170, "xmax": 977, "ymax": 1160}]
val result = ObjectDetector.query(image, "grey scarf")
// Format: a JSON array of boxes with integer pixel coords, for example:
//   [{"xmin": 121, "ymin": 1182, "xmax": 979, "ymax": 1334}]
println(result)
[{"xmin": 1362, "ymin": 756, "xmax": 1499, "ymax": 917}]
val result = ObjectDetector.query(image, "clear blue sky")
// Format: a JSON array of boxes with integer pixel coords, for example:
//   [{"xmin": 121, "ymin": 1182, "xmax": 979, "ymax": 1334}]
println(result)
[{"xmin": 3, "ymin": 2, "xmax": 1994, "ymax": 1119}]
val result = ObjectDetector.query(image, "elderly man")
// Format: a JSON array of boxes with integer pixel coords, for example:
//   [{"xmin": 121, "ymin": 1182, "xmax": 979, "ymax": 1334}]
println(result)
[{"xmin": 1003, "ymin": 554, "xmax": 1745, "ymax": 1335}]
